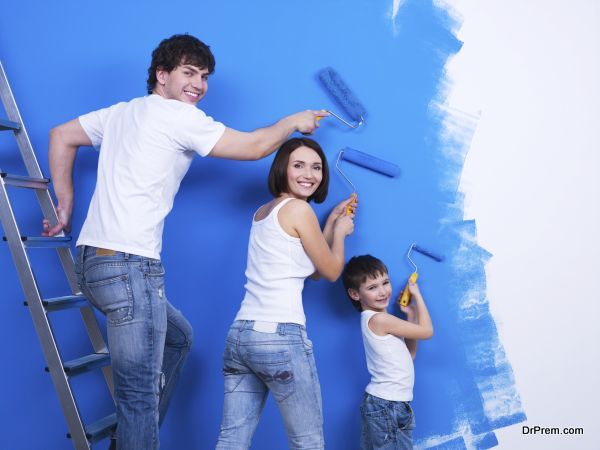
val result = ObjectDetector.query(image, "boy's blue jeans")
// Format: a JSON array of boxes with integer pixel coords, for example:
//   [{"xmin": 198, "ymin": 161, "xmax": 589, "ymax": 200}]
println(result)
[
  {"xmin": 360, "ymin": 393, "xmax": 415, "ymax": 450},
  {"xmin": 216, "ymin": 320, "xmax": 324, "ymax": 450},
  {"xmin": 75, "ymin": 246, "xmax": 193, "ymax": 450}
]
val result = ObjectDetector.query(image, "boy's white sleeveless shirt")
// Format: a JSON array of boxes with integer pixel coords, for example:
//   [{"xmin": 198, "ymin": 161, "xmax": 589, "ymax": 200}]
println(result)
[{"xmin": 361, "ymin": 309, "xmax": 415, "ymax": 401}]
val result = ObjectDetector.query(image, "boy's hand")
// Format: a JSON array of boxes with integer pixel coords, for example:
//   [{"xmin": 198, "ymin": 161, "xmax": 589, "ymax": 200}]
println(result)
[
  {"xmin": 407, "ymin": 280, "xmax": 421, "ymax": 297},
  {"xmin": 400, "ymin": 302, "xmax": 418, "ymax": 322}
]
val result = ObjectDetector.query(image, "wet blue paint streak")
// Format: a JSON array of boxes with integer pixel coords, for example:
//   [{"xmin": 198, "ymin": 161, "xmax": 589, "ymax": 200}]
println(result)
[
  {"xmin": 474, "ymin": 432, "xmax": 499, "ymax": 449},
  {"xmin": 427, "ymin": 436, "xmax": 467, "ymax": 449},
  {"xmin": 419, "ymin": 58, "xmax": 527, "ymax": 445}
]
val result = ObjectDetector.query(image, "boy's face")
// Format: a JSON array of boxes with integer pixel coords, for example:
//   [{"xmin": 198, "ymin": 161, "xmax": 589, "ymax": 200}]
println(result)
[{"xmin": 349, "ymin": 272, "xmax": 392, "ymax": 312}]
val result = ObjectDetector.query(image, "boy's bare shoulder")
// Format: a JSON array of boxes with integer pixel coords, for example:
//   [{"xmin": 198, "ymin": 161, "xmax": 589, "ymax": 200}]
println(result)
[{"xmin": 367, "ymin": 311, "xmax": 397, "ymax": 336}]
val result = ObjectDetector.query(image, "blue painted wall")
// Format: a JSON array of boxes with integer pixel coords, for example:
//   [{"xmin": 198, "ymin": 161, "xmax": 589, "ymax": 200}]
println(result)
[{"xmin": 0, "ymin": 1, "xmax": 524, "ymax": 448}]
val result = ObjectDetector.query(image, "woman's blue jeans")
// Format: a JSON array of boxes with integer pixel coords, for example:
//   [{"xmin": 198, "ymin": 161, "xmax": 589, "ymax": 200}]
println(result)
[
  {"xmin": 360, "ymin": 393, "xmax": 415, "ymax": 450},
  {"xmin": 216, "ymin": 320, "xmax": 324, "ymax": 450},
  {"xmin": 75, "ymin": 246, "xmax": 193, "ymax": 450}
]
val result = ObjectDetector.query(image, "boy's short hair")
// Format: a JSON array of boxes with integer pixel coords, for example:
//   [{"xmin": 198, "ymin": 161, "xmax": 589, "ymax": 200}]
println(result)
[
  {"xmin": 147, "ymin": 34, "xmax": 216, "ymax": 94},
  {"xmin": 342, "ymin": 255, "xmax": 389, "ymax": 312},
  {"xmin": 268, "ymin": 137, "xmax": 329, "ymax": 204}
]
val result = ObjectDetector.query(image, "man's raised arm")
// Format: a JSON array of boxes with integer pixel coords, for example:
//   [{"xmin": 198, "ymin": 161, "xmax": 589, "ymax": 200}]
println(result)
[{"xmin": 209, "ymin": 110, "xmax": 329, "ymax": 160}]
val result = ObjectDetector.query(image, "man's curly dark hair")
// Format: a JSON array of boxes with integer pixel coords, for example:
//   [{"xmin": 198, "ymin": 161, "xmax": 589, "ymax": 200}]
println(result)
[{"xmin": 146, "ymin": 34, "xmax": 216, "ymax": 94}]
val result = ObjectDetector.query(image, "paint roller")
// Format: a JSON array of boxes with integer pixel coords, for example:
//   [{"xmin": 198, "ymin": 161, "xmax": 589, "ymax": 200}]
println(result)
[
  {"xmin": 399, "ymin": 243, "xmax": 444, "ymax": 307},
  {"xmin": 336, "ymin": 147, "xmax": 400, "ymax": 214},
  {"xmin": 317, "ymin": 67, "xmax": 366, "ymax": 129}
]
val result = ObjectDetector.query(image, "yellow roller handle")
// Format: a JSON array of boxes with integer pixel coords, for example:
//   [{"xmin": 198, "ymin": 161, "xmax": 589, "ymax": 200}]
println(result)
[
  {"xmin": 316, "ymin": 109, "xmax": 328, "ymax": 122},
  {"xmin": 345, "ymin": 193, "xmax": 357, "ymax": 215},
  {"xmin": 399, "ymin": 272, "xmax": 418, "ymax": 307}
]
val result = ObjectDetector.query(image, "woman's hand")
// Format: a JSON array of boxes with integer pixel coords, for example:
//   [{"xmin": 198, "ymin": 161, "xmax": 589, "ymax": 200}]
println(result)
[
  {"xmin": 329, "ymin": 194, "xmax": 358, "ymax": 221},
  {"xmin": 334, "ymin": 212, "xmax": 355, "ymax": 237}
]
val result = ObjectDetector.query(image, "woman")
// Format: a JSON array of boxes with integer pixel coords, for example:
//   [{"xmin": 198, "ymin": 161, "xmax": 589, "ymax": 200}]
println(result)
[{"xmin": 216, "ymin": 137, "xmax": 356, "ymax": 450}]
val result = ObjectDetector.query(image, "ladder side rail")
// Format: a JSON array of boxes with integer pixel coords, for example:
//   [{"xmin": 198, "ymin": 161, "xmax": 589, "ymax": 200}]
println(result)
[
  {"xmin": 56, "ymin": 246, "xmax": 115, "ymax": 398},
  {"xmin": 79, "ymin": 305, "xmax": 115, "ymax": 397},
  {"xmin": 1, "ymin": 62, "xmax": 68, "ymax": 243},
  {"xmin": 0, "ymin": 178, "xmax": 91, "ymax": 450},
  {"xmin": 43, "ymin": 200, "xmax": 114, "ymax": 396},
  {"xmin": 0, "ymin": 62, "xmax": 44, "ymax": 179},
  {"xmin": 4, "ymin": 178, "xmax": 115, "ymax": 398},
  {"xmin": 0, "ymin": 61, "xmax": 114, "ymax": 398},
  {"xmin": 0, "ymin": 62, "xmax": 65, "ymax": 233}
]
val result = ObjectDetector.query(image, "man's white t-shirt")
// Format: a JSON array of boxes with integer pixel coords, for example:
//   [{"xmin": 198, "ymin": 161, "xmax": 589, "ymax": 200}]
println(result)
[{"xmin": 77, "ymin": 94, "xmax": 226, "ymax": 259}]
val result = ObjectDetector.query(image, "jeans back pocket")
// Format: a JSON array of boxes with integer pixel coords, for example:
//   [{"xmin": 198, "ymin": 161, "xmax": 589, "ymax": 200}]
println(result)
[
  {"xmin": 245, "ymin": 350, "xmax": 295, "ymax": 401},
  {"xmin": 86, "ymin": 273, "xmax": 134, "ymax": 325}
]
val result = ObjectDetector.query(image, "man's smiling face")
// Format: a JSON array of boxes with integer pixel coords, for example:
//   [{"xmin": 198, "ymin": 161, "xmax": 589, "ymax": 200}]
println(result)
[{"xmin": 155, "ymin": 63, "xmax": 209, "ymax": 105}]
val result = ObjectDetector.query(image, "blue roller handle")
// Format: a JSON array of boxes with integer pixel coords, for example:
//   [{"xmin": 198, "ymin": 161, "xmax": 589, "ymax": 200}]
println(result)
[{"xmin": 341, "ymin": 147, "xmax": 400, "ymax": 178}]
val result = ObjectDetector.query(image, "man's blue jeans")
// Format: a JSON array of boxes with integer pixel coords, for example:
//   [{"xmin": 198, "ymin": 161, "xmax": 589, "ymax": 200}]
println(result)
[
  {"xmin": 74, "ymin": 246, "xmax": 193, "ymax": 450},
  {"xmin": 216, "ymin": 320, "xmax": 324, "ymax": 450},
  {"xmin": 360, "ymin": 393, "xmax": 415, "ymax": 450}
]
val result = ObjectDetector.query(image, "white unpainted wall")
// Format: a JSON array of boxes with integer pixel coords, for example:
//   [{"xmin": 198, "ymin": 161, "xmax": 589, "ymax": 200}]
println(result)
[{"xmin": 442, "ymin": 0, "xmax": 600, "ymax": 448}]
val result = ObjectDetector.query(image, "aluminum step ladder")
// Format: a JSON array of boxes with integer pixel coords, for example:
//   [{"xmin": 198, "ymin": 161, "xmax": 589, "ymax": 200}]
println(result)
[{"xmin": 0, "ymin": 60, "xmax": 116, "ymax": 449}]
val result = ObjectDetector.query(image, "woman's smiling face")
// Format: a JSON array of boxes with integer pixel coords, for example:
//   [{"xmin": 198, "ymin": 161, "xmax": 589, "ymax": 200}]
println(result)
[{"xmin": 285, "ymin": 146, "xmax": 323, "ymax": 200}]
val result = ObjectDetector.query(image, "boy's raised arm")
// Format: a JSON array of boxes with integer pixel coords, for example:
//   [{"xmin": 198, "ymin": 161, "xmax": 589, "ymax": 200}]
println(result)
[
  {"xmin": 401, "ymin": 303, "xmax": 419, "ymax": 359},
  {"xmin": 369, "ymin": 281, "xmax": 433, "ymax": 341}
]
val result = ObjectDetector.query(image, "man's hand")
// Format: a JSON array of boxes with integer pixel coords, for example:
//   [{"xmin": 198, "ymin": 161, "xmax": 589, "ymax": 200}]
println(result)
[
  {"xmin": 46, "ymin": 118, "xmax": 90, "ymax": 237},
  {"xmin": 292, "ymin": 110, "xmax": 329, "ymax": 135},
  {"xmin": 210, "ymin": 110, "xmax": 330, "ymax": 161},
  {"xmin": 42, "ymin": 205, "xmax": 72, "ymax": 236}
]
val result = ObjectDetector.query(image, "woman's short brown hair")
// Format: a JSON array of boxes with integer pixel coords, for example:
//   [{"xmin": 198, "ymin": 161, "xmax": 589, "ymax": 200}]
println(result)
[{"xmin": 268, "ymin": 137, "xmax": 329, "ymax": 203}]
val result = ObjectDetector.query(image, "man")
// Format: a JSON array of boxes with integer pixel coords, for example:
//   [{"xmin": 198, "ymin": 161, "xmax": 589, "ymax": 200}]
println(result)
[{"xmin": 44, "ymin": 34, "xmax": 327, "ymax": 450}]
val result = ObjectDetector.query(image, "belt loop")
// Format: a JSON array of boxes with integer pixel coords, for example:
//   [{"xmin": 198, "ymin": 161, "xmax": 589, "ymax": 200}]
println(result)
[
  {"xmin": 278, "ymin": 323, "xmax": 286, "ymax": 336},
  {"xmin": 124, "ymin": 252, "xmax": 130, "ymax": 260}
]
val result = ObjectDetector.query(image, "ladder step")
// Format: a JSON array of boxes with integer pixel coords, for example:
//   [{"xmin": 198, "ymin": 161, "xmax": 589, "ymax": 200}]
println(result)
[
  {"xmin": 45, "ymin": 295, "xmax": 89, "ymax": 311},
  {"xmin": 0, "ymin": 118, "xmax": 20, "ymax": 131},
  {"xmin": 46, "ymin": 353, "xmax": 110, "ymax": 376},
  {"xmin": 1, "ymin": 172, "xmax": 49, "ymax": 189},
  {"xmin": 3, "ymin": 235, "xmax": 72, "ymax": 248},
  {"xmin": 67, "ymin": 412, "xmax": 117, "ymax": 443},
  {"xmin": 24, "ymin": 295, "xmax": 89, "ymax": 311}
]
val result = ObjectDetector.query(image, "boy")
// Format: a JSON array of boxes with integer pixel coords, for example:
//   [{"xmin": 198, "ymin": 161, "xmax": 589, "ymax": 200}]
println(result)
[{"xmin": 342, "ymin": 255, "xmax": 433, "ymax": 450}]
